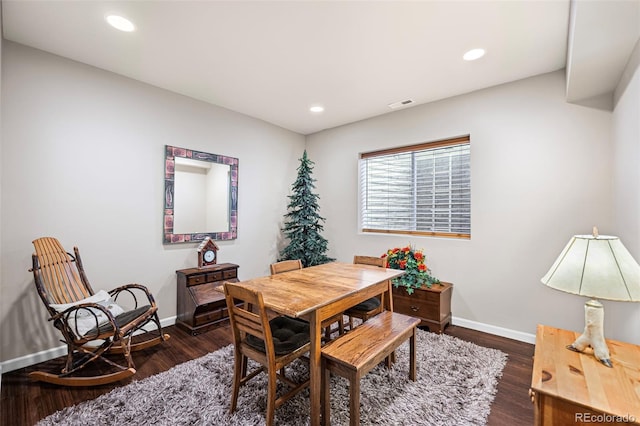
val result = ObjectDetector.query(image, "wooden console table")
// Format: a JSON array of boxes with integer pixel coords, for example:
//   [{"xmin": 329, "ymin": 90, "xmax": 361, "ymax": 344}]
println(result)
[
  {"xmin": 176, "ymin": 263, "xmax": 239, "ymax": 335},
  {"xmin": 392, "ymin": 282, "xmax": 452, "ymax": 333},
  {"xmin": 530, "ymin": 325, "xmax": 640, "ymax": 425}
]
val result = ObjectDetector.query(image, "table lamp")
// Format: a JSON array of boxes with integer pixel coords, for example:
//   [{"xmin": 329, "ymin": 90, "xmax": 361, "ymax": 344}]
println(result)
[{"xmin": 541, "ymin": 227, "xmax": 640, "ymax": 367}]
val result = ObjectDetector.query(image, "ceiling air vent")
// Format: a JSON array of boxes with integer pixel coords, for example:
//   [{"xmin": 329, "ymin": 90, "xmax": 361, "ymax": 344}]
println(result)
[{"xmin": 387, "ymin": 99, "xmax": 415, "ymax": 110}]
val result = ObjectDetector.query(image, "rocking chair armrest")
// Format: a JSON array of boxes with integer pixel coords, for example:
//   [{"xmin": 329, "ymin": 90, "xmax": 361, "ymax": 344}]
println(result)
[
  {"xmin": 50, "ymin": 302, "xmax": 114, "ymax": 320},
  {"xmin": 109, "ymin": 283, "xmax": 157, "ymax": 309},
  {"xmin": 51, "ymin": 303, "xmax": 122, "ymax": 339}
]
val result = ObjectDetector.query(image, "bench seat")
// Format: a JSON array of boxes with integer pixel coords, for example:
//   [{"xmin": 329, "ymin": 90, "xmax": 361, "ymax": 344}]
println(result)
[{"xmin": 321, "ymin": 310, "xmax": 421, "ymax": 425}]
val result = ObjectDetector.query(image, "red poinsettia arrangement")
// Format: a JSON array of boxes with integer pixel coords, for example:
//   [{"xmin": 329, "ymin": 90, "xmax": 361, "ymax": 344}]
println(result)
[{"xmin": 382, "ymin": 246, "xmax": 439, "ymax": 294}]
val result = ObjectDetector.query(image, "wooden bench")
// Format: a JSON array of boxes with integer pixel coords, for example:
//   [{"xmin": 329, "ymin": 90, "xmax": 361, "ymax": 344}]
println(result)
[{"xmin": 321, "ymin": 310, "xmax": 421, "ymax": 426}]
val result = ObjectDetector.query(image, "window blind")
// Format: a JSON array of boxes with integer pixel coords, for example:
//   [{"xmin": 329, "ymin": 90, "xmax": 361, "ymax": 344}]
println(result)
[{"xmin": 359, "ymin": 136, "xmax": 471, "ymax": 238}]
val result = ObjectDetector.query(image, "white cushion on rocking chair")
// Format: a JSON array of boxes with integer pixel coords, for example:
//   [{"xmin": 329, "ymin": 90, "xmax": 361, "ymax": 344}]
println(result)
[{"xmin": 50, "ymin": 290, "xmax": 125, "ymax": 337}]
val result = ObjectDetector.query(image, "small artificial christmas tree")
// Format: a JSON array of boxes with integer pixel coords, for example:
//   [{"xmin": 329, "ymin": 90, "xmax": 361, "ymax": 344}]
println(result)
[{"xmin": 279, "ymin": 150, "xmax": 335, "ymax": 267}]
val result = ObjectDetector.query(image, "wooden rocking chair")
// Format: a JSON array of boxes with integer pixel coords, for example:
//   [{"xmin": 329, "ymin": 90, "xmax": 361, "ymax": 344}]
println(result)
[{"xmin": 29, "ymin": 237, "xmax": 170, "ymax": 386}]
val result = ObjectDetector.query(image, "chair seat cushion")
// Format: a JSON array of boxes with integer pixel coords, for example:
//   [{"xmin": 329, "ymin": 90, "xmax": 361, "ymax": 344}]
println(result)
[
  {"xmin": 51, "ymin": 291, "xmax": 129, "ymax": 337},
  {"xmin": 87, "ymin": 305, "xmax": 153, "ymax": 336},
  {"xmin": 346, "ymin": 297, "xmax": 381, "ymax": 313},
  {"xmin": 246, "ymin": 316, "xmax": 310, "ymax": 355}
]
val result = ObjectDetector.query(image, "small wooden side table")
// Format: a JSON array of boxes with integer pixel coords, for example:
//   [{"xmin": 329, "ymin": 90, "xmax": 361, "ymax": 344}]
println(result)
[
  {"xmin": 392, "ymin": 282, "xmax": 452, "ymax": 333},
  {"xmin": 530, "ymin": 325, "xmax": 640, "ymax": 425}
]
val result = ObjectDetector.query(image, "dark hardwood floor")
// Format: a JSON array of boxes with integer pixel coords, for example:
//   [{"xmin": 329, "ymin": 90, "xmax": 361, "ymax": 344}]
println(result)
[
  {"xmin": 445, "ymin": 326, "xmax": 535, "ymax": 426},
  {"xmin": 0, "ymin": 323, "xmax": 534, "ymax": 426}
]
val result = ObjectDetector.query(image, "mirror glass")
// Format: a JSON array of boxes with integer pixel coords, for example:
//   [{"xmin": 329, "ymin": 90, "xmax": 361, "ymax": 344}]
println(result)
[{"xmin": 164, "ymin": 145, "xmax": 238, "ymax": 243}]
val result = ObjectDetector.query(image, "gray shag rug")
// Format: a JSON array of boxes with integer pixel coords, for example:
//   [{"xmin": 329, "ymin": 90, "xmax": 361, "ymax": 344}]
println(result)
[{"xmin": 38, "ymin": 329, "xmax": 507, "ymax": 426}]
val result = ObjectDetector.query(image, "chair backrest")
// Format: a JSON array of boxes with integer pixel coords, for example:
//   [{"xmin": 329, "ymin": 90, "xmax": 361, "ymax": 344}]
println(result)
[
  {"xmin": 270, "ymin": 259, "xmax": 303, "ymax": 275},
  {"xmin": 31, "ymin": 237, "xmax": 94, "ymax": 311},
  {"xmin": 353, "ymin": 255, "xmax": 386, "ymax": 268},
  {"xmin": 223, "ymin": 282, "xmax": 275, "ymax": 359}
]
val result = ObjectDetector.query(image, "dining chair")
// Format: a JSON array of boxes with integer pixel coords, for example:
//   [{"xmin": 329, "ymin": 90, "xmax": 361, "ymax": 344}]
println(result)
[
  {"xmin": 344, "ymin": 255, "xmax": 386, "ymax": 330},
  {"xmin": 269, "ymin": 259, "xmax": 303, "ymax": 275},
  {"xmin": 269, "ymin": 260, "xmax": 345, "ymax": 340},
  {"xmin": 223, "ymin": 282, "xmax": 310, "ymax": 426}
]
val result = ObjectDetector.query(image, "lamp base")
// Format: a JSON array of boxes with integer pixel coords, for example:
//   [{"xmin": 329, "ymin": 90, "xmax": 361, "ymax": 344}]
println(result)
[{"xmin": 566, "ymin": 299, "xmax": 612, "ymax": 367}]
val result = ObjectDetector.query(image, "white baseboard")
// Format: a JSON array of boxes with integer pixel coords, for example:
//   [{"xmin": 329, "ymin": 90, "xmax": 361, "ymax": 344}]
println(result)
[
  {"xmin": 2, "ymin": 315, "xmax": 535, "ymax": 374},
  {"xmin": 0, "ymin": 316, "xmax": 177, "ymax": 374},
  {"xmin": 452, "ymin": 316, "xmax": 536, "ymax": 344}
]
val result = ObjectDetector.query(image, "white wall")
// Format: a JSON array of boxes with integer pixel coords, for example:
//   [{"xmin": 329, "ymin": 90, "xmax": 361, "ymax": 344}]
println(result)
[
  {"xmin": 0, "ymin": 42, "xmax": 305, "ymax": 363},
  {"xmin": 0, "ymin": 9, "xmax": 4, "ymax": 384},
  {"xmin": 613, "ymin": 40, "xmax": 640, "ymax": 260},
  {"xmin": 306, "ymin": 70, "xmax": 637, "ymax": 344},
  {"xmin": 611, "ymin": 40, "xmax": 640, "ymax": 345}
]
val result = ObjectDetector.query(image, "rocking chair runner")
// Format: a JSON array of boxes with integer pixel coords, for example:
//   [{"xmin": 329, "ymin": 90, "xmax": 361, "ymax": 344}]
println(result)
[{"xmin": 29, "ymin": 237, "xmax": 170, "ymax": 386}]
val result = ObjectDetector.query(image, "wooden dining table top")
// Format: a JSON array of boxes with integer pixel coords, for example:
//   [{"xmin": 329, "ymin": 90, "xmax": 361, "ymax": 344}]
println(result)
[
  {"xmin": 229, "ymin": 260, "xmax": 404, "ymax": 426},
  {"xmin": 230, "ymin": 261, "xmax": 405, "ymax": 318}
]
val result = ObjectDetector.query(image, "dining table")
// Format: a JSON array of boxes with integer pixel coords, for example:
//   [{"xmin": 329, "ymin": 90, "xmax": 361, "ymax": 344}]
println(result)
[{"xmin": 230, "ymin": 261, "xmax": 404, "ymax": 426}]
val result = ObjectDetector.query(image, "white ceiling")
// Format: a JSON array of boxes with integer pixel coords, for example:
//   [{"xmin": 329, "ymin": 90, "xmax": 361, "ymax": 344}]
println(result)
[
  {"xmin": 2, "ymin": 1, "xmax": 638, "ymax": 135},
  {"xmin": 566, "ymin": 0, "xmax": 640, "ymax": 103}
]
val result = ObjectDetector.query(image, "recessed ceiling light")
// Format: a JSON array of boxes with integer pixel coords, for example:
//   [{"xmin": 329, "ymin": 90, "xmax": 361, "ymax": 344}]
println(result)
[
  {"xmin": 309, "ymin": 105, "xmax": 324, "ymax": 113},
  {"xmin": 106, "ymin": 15, "xmax": 135, "ymax": 32},
  {"xmin": 463, "ymin": 48, "xmax": 485, "ymax": 61}
]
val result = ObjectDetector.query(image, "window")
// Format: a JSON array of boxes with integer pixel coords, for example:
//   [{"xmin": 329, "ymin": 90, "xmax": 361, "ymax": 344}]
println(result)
[{"xmin": 359, "ymin": 135, "xmax": 470, "ymax": 239}]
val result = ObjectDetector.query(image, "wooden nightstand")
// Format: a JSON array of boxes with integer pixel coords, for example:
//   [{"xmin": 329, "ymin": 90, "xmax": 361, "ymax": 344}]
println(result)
[
  {"xmin": 176, "ymin": 263, "xmax": 239, "ymax": 335},
  {"xmin": 530, "ymin": 325, "xmax": 640, "ymax": 425}
]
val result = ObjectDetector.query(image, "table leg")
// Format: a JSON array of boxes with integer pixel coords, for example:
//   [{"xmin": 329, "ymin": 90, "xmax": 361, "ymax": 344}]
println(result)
[
  {"xmin": 310, "ymin": 310, "xmax": 322, "ymax": 426},
  {"xmin": 383, "ymin": 279, "xmax": 393, "ymax": 311},
  {"xmin": 383, "ymin": 279, "xmax": 396, "ymax": 364}
]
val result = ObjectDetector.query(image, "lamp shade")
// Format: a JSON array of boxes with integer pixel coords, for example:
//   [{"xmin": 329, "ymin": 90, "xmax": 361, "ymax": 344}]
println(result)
[{"xmin": 541, "ymin": 233, "xmax": 640, "ymax": 301}]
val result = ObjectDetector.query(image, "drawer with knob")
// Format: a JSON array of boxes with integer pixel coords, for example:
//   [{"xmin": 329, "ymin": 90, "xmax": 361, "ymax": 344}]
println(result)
[
  {"xmin": 176, "ymin": 263, "xmax": 239, "ymax": 335},
  {"xmin": 392, "ymin": 282, "xmax": 452, "ymax": 333}
]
